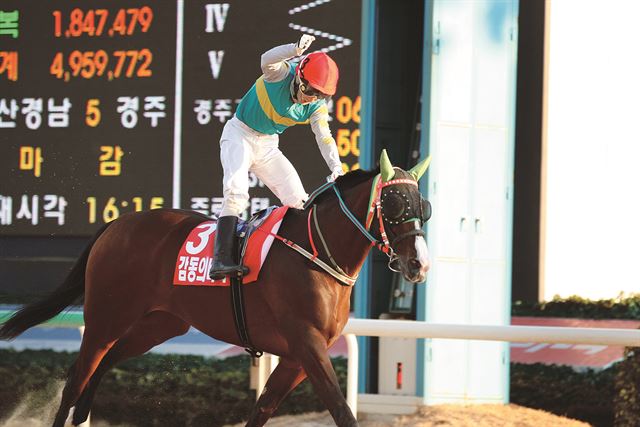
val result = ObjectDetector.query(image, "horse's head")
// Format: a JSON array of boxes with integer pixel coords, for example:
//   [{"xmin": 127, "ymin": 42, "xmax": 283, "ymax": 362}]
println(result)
[{"xmin": 376, "ymin": 150, "xmax": 432, "ymax": 283}]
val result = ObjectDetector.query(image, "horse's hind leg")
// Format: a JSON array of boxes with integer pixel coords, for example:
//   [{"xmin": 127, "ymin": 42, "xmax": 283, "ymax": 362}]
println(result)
[
  {"xmin": 72, "ymin": 310, "xmax": 189, "ymax": 425},
  {"xmin": 245, "ymin": 359, "xmax": 307, "ymax": 427},
  {"xmin": 52, "ymin": 332, "xmax": 116, "ymax": 427},
  {"xmin": 292, "ymin": 329, "xmax": 357, "ymax": 427}
]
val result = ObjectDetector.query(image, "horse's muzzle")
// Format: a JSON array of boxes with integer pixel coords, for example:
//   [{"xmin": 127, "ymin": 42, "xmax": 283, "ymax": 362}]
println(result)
[
  {"xmin": 406, "ymin": 236, "xmax": 430, "ymax": 283},
  {"xmin": 404, "ymin": 257, "xmax": 429, "ymax": 283},
  {"xmin": 388, "ymin": 234, "xmax": 430, "ymax": 283}
]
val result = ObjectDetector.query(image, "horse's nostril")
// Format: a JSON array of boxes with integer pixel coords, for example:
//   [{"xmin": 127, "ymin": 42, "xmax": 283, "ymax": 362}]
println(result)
[{"xmin": 409, "ymin": 259, "xmax": 421, "ymax": 270}]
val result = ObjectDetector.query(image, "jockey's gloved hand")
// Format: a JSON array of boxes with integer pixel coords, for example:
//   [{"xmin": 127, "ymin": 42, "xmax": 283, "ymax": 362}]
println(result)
[
  {"xmin": 326, "ymin": 168, "xmax": 345, "ymax": 183},
  {"xmin": 296, "ymin": 34, "xmax": 316, "ymax": 55}
]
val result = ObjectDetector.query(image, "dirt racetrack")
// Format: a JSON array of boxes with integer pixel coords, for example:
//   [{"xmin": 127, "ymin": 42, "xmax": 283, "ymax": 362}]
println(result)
[{"xmin": 226, "ymin": 404, "xmax": 591, "ymax": 427}]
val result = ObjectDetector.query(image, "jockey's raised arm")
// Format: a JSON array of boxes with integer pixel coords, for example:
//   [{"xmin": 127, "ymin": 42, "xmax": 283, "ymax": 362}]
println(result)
[{"xmin": 310, "ymin": 105, "xmax": 343, "ymax": 181}]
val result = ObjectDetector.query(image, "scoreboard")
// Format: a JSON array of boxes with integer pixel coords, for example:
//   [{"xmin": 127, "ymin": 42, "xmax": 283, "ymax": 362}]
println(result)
[{"xmin": 0, "ymin": 0, "xmax": 361, "ymax": 236}]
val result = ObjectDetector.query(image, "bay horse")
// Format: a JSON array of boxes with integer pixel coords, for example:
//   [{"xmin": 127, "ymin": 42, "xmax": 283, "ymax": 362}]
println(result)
[{"xmin": 0, "ymin": 150, "xmax": 431, "ymax": 427}]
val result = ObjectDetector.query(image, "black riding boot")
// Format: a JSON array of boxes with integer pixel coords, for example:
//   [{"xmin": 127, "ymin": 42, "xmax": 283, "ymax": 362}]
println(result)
[{"xmin": 209, "ymin": 215, "xmax": 248, "ymax": 280}]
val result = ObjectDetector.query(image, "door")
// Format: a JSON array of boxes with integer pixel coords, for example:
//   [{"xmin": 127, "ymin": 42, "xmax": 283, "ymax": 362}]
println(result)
[{"xmin": 422, "ymin": 0, "xmax": 518, "ymax": 404}]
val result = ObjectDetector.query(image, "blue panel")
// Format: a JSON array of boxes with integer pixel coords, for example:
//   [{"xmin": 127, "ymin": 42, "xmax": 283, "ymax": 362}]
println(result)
[
  {"xmin": 486, "ymin": 1, "xmax": 510, "ymax": 44},
  {"xmin": 503, "ymin": 0, "xmax": 519, "ymax": 403},
  {"xmin": 354, "ymin": 0, "xmax": 377, "ymax": 394},
  {"xmin": 416, "ymin": 0, "xmax": 435, "ymax": 398}
]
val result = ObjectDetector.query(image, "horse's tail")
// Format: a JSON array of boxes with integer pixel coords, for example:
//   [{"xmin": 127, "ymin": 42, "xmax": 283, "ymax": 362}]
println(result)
[{"xmin": 0, "ymin": 222, "xmax": 112, "ymax": 340}]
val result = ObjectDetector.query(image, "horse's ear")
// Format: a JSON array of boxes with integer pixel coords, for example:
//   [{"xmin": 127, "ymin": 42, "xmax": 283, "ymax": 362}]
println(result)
[
  {"xmin": 409, "ymin": 155, "xmax": 432, "ymax": 181},
  {"xmin": 380, "ymin": 149, "xmax": 395, "ymax": 182}
]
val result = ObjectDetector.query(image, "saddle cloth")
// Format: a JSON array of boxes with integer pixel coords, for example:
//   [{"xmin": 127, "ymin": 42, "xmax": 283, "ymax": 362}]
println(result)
[{"xmin": 173, "ymin": 206, "xmax": 288, "ymax": 287}]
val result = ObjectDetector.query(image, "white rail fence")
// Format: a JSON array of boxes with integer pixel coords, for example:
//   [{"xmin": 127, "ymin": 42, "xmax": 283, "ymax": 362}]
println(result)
[{"xmin": 338, "ymin": 318, "xmax": 640, "ymax": 416}]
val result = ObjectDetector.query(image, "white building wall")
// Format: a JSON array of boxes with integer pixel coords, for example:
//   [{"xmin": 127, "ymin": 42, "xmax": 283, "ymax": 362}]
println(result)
[{"xmin": 544, "ymin": 0, "xmax": 640, "ymax": 300}]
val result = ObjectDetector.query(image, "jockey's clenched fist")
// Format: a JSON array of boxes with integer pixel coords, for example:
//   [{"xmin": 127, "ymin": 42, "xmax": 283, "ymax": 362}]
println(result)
[
  {"xmin": 296, "ymin": 34, "xmax": 315, "ymax": 55},
  {"xmin": 327, "ymin": 167, "xmax": 345, "ymax": 183}
]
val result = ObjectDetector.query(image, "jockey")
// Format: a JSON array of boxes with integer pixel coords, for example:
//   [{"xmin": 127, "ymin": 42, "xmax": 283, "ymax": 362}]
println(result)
[{"xmin": 210, "ymin": 35, "xmax": 344, "ymax": 280}]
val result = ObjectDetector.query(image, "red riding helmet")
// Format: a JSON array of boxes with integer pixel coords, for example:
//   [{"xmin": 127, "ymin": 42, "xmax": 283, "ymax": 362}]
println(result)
[{"xmin": 296, "ymin": 52, "xmax": 339, "ymax": 96}]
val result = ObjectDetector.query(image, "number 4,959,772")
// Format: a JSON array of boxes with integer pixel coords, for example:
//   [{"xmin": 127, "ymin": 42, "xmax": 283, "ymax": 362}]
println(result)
[{"xmin": 50, "ymin": 50, "xmax": 153, "ymax": 81}]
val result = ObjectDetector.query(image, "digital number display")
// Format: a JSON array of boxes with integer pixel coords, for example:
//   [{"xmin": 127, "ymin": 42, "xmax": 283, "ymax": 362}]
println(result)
[
  {"xmin": 52, "ymin": 7, "xmax": 154, "ymax": 38},
  {"xmin": 0, "ymin": 1, "xmax": 361, "ymax": 236}
]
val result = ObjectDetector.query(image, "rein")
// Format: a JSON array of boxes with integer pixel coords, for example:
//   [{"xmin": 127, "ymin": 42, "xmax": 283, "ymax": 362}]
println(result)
[
  {"xmin": 257, "ymin": 174, "xmax": 424, "ymax": 286},
  {"xmin": 256, "ymin": 220, "xmax": 358, "ymax": 286},
  {"xmin": 307, "ymin": 175, "xmax": 424, "ymax": 285}
]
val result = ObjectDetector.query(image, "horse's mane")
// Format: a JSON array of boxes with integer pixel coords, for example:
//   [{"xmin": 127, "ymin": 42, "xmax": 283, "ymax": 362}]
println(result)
[
  {"xmin": 309, "ymin": 167, "xmax": 380, "ymax": 206},
  {"xmin": 335, "ymin": 167, "xmax": 380, "ymax": 188}
]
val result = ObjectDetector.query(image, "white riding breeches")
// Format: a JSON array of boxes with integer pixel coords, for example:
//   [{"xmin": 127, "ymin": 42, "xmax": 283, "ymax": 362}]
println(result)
[{"xmin": 219, "ymin": 116, "xmax": 308, "ymax": 217}]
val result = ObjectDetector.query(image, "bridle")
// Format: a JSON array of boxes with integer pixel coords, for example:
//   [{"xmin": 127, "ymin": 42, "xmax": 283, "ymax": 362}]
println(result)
[
  {"xmin": 368, "ymin": 177, "xmax": 426, "ymax": 252},
  {"xmin": 364, "ymin": 176, "xmax": 428, "ymax": 272},
  {"xmin": 292, "ymin": 173, "xmax": 429, "ymax": 284}
]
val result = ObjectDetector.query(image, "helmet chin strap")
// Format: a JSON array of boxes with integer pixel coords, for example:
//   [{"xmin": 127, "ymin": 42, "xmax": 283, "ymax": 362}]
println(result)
[
  {"xmin": 290, "ymin": 77, "xmax": 301, "ymax": 103},
  {"xmin": 291, "ymin": 77, "xmax": 315, "ymax": 104}
]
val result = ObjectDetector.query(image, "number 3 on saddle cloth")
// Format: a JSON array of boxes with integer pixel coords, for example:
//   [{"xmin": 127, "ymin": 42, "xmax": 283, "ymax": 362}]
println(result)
[{"xmin": 173, "ymin": 206, "xmax": 289, "ymax": 286}]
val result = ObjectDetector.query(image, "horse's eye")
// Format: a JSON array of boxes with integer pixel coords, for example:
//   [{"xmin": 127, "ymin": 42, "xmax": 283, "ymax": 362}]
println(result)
[
  {"xmin": 381, "ymin": 193, "xmax": 406, "ymax": 221},
  {"xmin": 421, "ymin": 198, "xmax": 432, "ymax": 222}
]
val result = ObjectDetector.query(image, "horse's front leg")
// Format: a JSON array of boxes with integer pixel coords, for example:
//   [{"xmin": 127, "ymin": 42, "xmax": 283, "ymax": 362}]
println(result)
[
  {"xmin": 245, "ymin": 358, "xmax": 307, "ymax": 427},
  {"xmin": 292, "ymin": 329, "xmax": 358, "ymax": 427}
]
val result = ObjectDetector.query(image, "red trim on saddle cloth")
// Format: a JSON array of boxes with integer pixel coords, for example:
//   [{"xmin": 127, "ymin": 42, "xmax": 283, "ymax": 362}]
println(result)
[{"xmin": 172, "ymin": 207, "xmax": 289, "ymax": 287}]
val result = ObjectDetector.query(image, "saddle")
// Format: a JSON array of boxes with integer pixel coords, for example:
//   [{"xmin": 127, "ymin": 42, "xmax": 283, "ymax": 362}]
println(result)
[{"xmin": 236, "ymin": 206, "xmax": 279, "ymax": 264}]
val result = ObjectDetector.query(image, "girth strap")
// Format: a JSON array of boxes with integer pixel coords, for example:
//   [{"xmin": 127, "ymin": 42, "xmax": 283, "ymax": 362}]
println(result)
[
  {"xmin": 229, "ymin": 275, "xmax": 262, "ymax": 358},
  {"xmin": 230, "ymin": 231, "xmax": 263, "ymax": 358}
]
